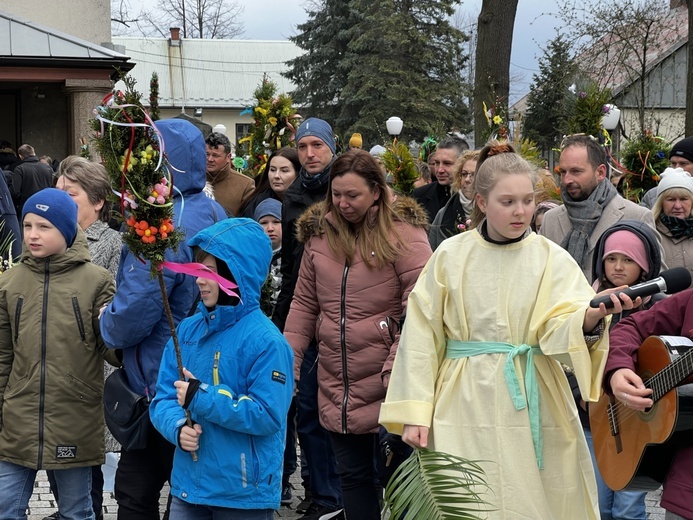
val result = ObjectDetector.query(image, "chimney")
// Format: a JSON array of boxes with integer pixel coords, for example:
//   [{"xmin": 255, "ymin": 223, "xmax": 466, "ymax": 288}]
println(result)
[{"xmin": 169, "ymin": 27, "xmax": 181, "ymax": 46}]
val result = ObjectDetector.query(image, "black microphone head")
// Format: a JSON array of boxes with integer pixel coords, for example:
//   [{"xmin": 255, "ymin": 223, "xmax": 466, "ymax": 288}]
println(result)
[{"xmin": 661, "ymin": 267, "xmax": 692, "ymax": 294}]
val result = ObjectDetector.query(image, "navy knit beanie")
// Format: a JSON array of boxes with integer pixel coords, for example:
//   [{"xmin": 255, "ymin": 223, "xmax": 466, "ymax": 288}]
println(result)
[
  {"xmin": 670, "ymin": 136, "xmax": 693, "ymax": 163},
  {"xmin": 296, "ymin": 118, "xmax": 336, "ymax": 154},
  {"xmin": 22, "ymin": 188, "xmax": 78, "ymax": 246}
]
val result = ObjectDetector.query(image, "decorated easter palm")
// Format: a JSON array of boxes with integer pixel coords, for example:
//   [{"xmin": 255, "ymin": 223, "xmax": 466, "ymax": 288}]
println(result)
[{"xmin": 90, "ymin": 76, "xmax": 195, "ymax": 458}]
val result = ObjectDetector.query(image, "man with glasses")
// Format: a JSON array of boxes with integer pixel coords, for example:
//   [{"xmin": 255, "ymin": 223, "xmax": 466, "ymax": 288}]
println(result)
[
  {"xmin": 640, "ymin": 136, "xmax": 693, "ymax": 209},
  {"xmin": 428, "ymin": 149, "xmax": 479, "ymax": 250},
  {"xmin": 413, "ymin": 136, "xmax": 469, "ymax": 223},
  {"xmin": 205, "ymin": 132, "xmax": 254, "ymax": 216},
  {"xmin": 540, "ymin": 134, "xmax": 660, "ymax": 282}
]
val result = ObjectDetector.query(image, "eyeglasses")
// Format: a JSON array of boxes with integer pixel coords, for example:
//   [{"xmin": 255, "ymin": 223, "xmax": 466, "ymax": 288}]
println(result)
[{"xmin": 459, "ymin": 171, "xmax": 474, "ymax": 179}]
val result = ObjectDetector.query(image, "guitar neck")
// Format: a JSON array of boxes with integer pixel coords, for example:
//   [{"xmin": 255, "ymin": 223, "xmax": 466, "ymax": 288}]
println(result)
[{"xmin": 646, "ymin": 346, "xmax": 693, "ymax": 402}]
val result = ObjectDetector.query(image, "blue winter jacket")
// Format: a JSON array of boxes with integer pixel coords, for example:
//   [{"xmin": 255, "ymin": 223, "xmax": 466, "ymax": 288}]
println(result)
[
  {"xmin": 150, "ymin": 217, "xmax": 294, "ymax": 509},
  {"xmin": 100, "ymin": 119, "xmax": 225, "ymax": 397}
]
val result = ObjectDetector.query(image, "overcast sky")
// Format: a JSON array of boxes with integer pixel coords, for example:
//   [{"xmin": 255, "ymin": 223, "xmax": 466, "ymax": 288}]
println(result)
[
  {"xmin": 236, "ymin": 0, "xmax": 561, "ymax": 101},
  {"xmin": 139, "ymin": 0, "xmax": 562, "ymax": 101}
]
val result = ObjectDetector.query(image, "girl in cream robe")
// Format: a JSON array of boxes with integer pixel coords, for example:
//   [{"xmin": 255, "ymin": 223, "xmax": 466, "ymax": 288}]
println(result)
[{"xmin": 380, "ymin": 143, "xmax": 631, "ymax": 520}]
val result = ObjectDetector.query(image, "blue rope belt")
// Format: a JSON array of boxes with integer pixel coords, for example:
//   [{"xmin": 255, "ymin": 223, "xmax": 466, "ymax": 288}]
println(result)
[{"xmin": 446, "ymin": 339, "xmax": 544, "ymax": 469}]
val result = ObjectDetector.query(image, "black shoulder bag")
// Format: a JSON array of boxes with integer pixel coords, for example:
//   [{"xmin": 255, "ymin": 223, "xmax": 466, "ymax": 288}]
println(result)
[{"xmin": 103, "ymin": 367, "xmax": 150, "ymax": 451}]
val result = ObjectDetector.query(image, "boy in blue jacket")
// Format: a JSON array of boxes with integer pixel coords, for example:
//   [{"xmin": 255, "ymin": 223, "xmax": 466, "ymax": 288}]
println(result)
[{"xmin": 150, "ymin": 218, "xmax": 294, "ymax": 519}]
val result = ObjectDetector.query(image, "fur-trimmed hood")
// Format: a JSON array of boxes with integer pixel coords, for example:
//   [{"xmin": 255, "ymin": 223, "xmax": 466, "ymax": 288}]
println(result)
[{"xmin": 295, "ymin": 195, "xmax": 430, "ymax": 244}]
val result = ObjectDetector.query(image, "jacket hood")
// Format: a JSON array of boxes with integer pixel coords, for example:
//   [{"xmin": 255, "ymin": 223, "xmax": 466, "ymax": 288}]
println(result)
[
  {"xmin": 157, "ymin": 118, "xmax": 206, "ymax": 198},
  {"xmin": 296, "ymin": 195, "xmax": 430, "ymax": 243},
  {"xmin": 188, "ymin": 218, "xmax": 272, "ymax": 314},
  {"xmin": 592, "ymin": 219, "xmax": 662, "ymax": 283}
]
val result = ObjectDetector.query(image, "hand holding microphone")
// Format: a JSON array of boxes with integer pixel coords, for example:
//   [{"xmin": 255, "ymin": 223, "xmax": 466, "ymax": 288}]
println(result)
[{"xmin": 589, "ymin": 267, "xmax": 692, "ymax": 309}]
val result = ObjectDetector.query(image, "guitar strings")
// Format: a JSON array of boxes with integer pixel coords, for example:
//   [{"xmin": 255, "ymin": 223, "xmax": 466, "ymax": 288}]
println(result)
[{"xmin": 607, "ymin": 400, "xmax": 642, "ymax": 424}]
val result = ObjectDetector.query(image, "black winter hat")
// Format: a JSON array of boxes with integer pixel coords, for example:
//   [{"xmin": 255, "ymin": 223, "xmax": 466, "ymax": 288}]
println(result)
[{"xmin": 670, "ymin": 136, "xmax": 693, "ymax": 163}]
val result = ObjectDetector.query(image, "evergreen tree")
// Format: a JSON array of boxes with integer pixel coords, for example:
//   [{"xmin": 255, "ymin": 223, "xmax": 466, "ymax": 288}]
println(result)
[
  {"xmin": 523, "ymin": 34, "xmax": 575, "ymax": 152},
  {"xmin": 284, "ymin": 1, "xmax": 358, "ymax": 126},
  {"xmin": 285, "ymin": 0, "xmax": 470, "ymax": 145},
  {"xmin": 149, "ymin": 72, "xmax": 160, "ymax": 121}
]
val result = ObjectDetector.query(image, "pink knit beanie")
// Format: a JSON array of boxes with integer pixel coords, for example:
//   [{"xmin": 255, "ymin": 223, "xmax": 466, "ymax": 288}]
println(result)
[{"xmin": 602, "ymin": 230, "xmax": 649, "ymax": 274}]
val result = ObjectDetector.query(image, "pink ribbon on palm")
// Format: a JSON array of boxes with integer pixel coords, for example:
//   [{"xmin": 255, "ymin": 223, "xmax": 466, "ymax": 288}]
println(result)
[{"xmin": 160, "ymin": 261, "xmax": 241, "ymax": 301}]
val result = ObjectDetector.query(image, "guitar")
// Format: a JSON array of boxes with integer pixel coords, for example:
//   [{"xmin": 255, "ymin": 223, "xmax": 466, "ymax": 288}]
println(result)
[{"xmin": 589, "ymin": 335, "xmax": 693, "ymax": 491}]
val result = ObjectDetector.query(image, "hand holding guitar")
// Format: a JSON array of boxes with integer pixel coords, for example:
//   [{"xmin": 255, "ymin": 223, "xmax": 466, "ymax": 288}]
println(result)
[{"xmin": 609, "ymin": 368, "xmax": 653, "ymax": 411}]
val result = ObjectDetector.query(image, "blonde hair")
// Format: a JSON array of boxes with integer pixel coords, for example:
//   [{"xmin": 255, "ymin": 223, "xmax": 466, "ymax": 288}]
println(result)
[
  {"xmin": 451, "ymin": 149, "xmax": 481, "ymax": 193},
  {"xmin": 323, "ymin": 150, "xmax": 407, "ymax": 268},
  {"xmin": 470, "ymin": 141, "xmax": 538, "ymax": 228},
  {"xmin": 652, "ymin": 187, "xmax": 693, "ymax": 220}
]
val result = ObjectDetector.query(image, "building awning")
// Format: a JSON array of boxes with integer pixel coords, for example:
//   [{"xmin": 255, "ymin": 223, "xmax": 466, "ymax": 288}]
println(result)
[{"xmin": 0, "ymin": 10, "xmax": 133, "ymax": 80}]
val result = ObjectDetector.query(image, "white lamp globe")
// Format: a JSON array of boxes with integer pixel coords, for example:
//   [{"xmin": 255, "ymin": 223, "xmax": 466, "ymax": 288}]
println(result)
[{"xmin": 386, "ymin": 117, "xmax": 403, "ymax": 136}]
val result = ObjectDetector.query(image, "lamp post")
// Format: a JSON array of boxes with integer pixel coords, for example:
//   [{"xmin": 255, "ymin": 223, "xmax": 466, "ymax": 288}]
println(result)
[
  {"xmin": 213, "ymin": 124, "xmax": 227, "ymax": 135},
  {"xmin": 601, "ymin": 104, "xmax": 621, "ymax": 179}
]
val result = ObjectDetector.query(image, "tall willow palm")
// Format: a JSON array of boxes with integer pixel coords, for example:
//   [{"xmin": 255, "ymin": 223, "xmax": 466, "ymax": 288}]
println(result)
[{"xmin": 383, "ymin": 449, "xmax": 494, "ymax": 520}]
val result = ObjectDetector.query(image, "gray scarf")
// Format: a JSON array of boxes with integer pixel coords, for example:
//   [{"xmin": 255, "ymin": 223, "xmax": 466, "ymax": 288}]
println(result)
[
  {"xmin": 560, "ymin": 179, "xmax": 618, "ymax": 267},
  {"xmin": 458, "ymin": 191, "xmax": 473, "ymax": 216}
]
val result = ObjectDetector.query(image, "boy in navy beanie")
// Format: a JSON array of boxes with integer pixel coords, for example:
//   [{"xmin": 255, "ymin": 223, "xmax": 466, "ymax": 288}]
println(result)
[
  {"xmin": 21, "ymin": 187, "xmax": 78, "ymax": 249},
  {"xmin": 0, "ymin": 188, "xmax": 116, "ymax": 519}
]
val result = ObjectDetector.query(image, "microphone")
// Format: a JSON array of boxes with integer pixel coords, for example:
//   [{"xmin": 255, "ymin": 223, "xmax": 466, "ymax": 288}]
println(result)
[{"xmin": 589, "ymin": 266, "xmax": 692, "ymax": 309}]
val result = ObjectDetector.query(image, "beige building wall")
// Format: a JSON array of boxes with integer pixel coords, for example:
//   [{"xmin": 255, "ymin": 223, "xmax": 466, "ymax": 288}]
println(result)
[
  {"xmin": 158, "ymin": 108, "xmax": 254, "ymax": 152},
  {"xmin": 620, "ymin": 108, "xmax": 686, "ymax": 144},
  {"xmin": 1, "ymin": 0, "xmax": 111, "ymax": 44}
]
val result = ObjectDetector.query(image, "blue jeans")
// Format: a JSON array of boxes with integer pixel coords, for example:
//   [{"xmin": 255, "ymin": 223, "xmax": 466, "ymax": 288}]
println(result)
[
  {"xmin": 296, "ymin": 342, "xmax": 342, "ymax": 509},
  {"xmin": 0, "ymin": 461, "xmax": 94, "ymax": 520},
  {"xmin": 584, "ymin": 429, "xmax": 647, "ymax": 520},
  {"xmin": 170, "ymin": 496, "xmax": 274, "ymax": 519},
  {"xmin": 46, "ymin": 464, "xmax": 103, "ymax": 519}
]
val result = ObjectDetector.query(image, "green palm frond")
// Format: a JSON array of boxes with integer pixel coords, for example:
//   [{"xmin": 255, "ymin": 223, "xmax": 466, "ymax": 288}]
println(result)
[{"xmin": 383, "ymin": 448, "xmax": 495, "ymax": 520}]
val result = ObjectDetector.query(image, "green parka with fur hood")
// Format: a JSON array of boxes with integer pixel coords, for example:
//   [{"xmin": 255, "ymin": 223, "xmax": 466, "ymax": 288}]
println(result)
[
  {"xmin": 284, "ymin": 196, "xmax": 432, "ymax": 435},
  {"xmin": 0, "ymin": 230, "xmax": 116, "ymax": 470}
]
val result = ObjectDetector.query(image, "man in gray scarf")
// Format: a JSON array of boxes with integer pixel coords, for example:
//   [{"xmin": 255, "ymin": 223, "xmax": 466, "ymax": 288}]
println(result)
[{"xmin": 540, "ymin": 135, "xmax": 661, "ymax": 283}]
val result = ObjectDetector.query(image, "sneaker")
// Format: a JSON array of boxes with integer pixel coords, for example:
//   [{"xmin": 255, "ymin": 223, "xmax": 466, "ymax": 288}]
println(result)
[
  {"xmin": 299, "ymin": 502, "xmax": 345, "ymax": 520},
  {"xmin": 42, "ymin": 514, "xmax": 60, "ymax": 520},
  {"xmin": 280, "ymin": 483, "xmax": 293, "ymax": 505},
  {"xmin": 318, "ymin": 510, "xmax": 344, "ymax": 520}
]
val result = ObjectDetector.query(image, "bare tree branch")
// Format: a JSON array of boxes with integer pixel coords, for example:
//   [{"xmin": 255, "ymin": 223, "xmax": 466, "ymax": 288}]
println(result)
[{"xmin": 112, "ymin": 0, "xmax": 244, "ymax": 39}]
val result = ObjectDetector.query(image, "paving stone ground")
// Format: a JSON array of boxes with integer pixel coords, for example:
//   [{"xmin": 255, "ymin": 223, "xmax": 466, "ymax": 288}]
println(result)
[
  {"xmin": 27, "ymin": 463, "xmax": 306, "ymax": 520},
  {"xmin": 28, "ymin": 464, "xmax": 667, "ymax": 519}
]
